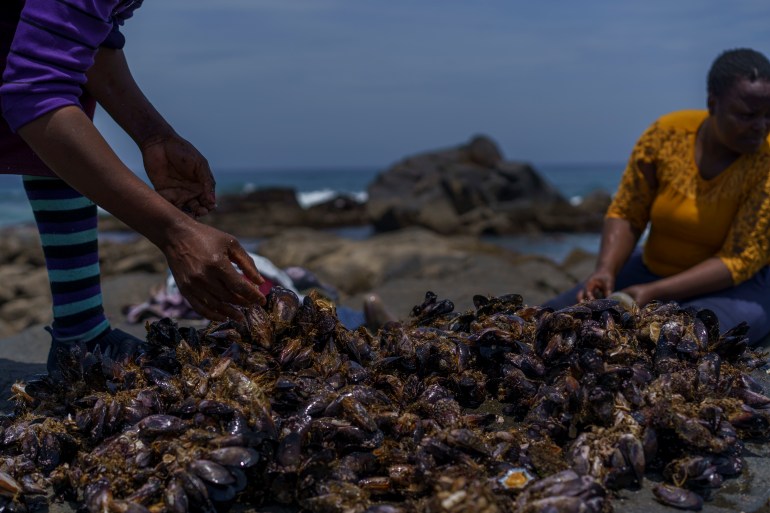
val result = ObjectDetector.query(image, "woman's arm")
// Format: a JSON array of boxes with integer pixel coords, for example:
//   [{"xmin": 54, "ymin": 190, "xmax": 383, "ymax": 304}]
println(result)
[
  {"xmin": 577, "ymin": 126, "xmax": 660, "ymax": 302},
  {"xmin": 622, "ymin": 257, "xmax": 733, "ymax": 306},
  {"xmin": 578, "ymin": 217, "xmax": 640, "ymax": 300},
  {"xmin": 18, "ymin": 106, "xmax": 265, "ymax": 321},
  {"xmin": 85, "ymin": 47, "xmax": 216, "ymax": 217},
  {"xmin": 85, "ymin": 47, "xmax": 172, "ymax": 150}
]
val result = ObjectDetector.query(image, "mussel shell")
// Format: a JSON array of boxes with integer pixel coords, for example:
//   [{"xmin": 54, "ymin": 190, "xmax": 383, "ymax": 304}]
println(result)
[
  {"xmin": 198, "ymin": 400, "xmax": 235, "ymax": 417},
  {"xmin": 555, "ymin": 304, "xmax": 593, "ymax": 320},
  {"xmin": 652, "ymin": 483, "xmax": 703, "ymax": 510},
  {"xmin": 205, "ymin": 483, "xmax": 237, "ymax": 503},
  {"xmin": 21, "ymin": 378, "xmax": 59, "ymax": 403},
  {"xmin": 19, "ymin": 473, "xmax": 47, "ymax": 496},
  {"xmin": 84, "ymin": 478, "xmax": 112, "ymax": 513},
  {"xmin": 363, "ymin": 505, "xmax": 405, "ymax": 513},
  {"xmin": 696, "ymin": 309, "xmax": 721, "ymax": 344},
  {"xmin": 125, "ymin": 476, "xmax": 162, "ymax": 504},
  {"xmin": 146, "ymin": 317, "xmax": 184, "ymax": 348},
  {"xmin": 276, "ymin": 431, "xmax": 303, "ymax": 468},
  {"xmin": 110, "ymin": 499, "xmax": 151, "ymax": 513},
  {"xmin": 267, "ymin": 286, "xmax": 301, "ymax": 325},
  {"xmin": 136, "ymin": 414, "xmax": 186, "ymax": 437},
  {"xmin": 163, "ymin": 477, "xmax": 189, "ymax": 513},
  {"xmin": 712, "ymin": 455, "xmax": 744, "ymax": 476},
  {"xmin": 207, "ymin": 447, "xmax": 260, "ymax": 468},
  {"xmin": 177, "ymin": 470, "xmax": 212, "ymax": 507},
  {"xmin": 244, "ymin": 306, "xmax": 274, "ymax": 349},
  {"xmin": 188, "ymin": 459, "xmax": 236, "ymax": 486},
  {"xmin": 0, "ymin": 470, "xmax": 22, "ymax": 496}
]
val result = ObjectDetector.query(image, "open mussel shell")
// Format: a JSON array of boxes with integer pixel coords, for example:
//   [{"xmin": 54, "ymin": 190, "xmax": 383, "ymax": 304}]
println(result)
[{"xmin": 497, "ymin": 467, "xmax": 535, "ymax": 490}]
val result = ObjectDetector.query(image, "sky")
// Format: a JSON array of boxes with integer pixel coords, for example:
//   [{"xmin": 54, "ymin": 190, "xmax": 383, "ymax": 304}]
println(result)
[{"xmin": 95, "ymin": 0, "xmax": 770, "ymax": 172}]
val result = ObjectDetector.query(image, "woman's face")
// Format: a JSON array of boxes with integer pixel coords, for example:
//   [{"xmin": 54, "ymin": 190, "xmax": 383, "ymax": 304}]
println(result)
[{"xmin": 709, "ymin": 77, "xmax": 770, "ymax": 155}]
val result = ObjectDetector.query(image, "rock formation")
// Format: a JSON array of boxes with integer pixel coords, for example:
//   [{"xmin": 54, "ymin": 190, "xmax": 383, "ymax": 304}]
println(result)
[{"xmin": 366, "ymin": 134, "xmax": 609, "ymax": 235}]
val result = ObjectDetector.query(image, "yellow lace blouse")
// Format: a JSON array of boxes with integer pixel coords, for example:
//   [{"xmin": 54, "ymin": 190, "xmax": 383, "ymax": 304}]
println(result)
[{"xmin": 606, "ymin": 110, "xmax": 770, "ymax": 284}]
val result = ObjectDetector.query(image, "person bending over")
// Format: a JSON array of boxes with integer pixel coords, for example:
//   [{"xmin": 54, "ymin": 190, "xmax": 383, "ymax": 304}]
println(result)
[
  {"xmin": 545, "ymin": 48, "xmax": 770, "ymax": 346},
  {"xmin": 0, "ymin": 0, "xmax": 265, "ymax": 371}
]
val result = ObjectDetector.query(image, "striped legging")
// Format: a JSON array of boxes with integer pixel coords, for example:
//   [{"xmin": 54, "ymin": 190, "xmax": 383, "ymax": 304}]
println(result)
[{"xmin": 22, "ymin": 175, "xmax": 110, "ymax": 343}]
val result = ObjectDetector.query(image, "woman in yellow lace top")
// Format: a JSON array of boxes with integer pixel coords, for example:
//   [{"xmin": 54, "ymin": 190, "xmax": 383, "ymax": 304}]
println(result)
[{"xmin": 546, "ymin": 48, "xmax": 770, "ymax": 345}]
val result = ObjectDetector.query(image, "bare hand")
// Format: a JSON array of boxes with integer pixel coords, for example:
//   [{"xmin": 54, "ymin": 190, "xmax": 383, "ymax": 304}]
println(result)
[
  {"xmin": 162, "ymin": 222, "xmax": 266, "ymax": 321},
  {"xmin": 577, "ymin": 269, "xmax": 614, "ymax": 302},
  {"xmin": 142, "ymin": 134, "xmax": 216, "ymax": 217}
]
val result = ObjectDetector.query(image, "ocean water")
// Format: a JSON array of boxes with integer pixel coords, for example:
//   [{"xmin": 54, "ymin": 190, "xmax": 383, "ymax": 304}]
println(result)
[{"xmin": 0, "ymin": 162, "xmax": 623, "ymax": 262}]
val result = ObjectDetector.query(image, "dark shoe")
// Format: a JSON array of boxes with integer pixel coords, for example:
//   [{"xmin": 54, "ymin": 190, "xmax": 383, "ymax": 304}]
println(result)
[
  {"xmin": 46, "ymin": 327, "xmax": 145, "ymax": 375},
  {"xmin": 363, "ymin": 294, "xmax": 397, "ymax": 332},
  {"xmin": 46, "ymin": 328, "xmax": 73, "ymax": 375},
  {"xmin": 89, "ymin": 328, "xmax": 146, "ymax": 362}
]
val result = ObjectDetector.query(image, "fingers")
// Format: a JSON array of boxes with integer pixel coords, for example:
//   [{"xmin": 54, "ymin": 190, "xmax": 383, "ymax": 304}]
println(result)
[
  {"xmin": 168, "ymin": 229, "xmax": 266, "ymax": 322},
  {"xmin": 180, "ymin": 284, "xmax": 245, "ymax": 322},
  {"xmin": 203, "ymin": 264, "xmax": 266, "ymax": 311},
  {"xmin": 222, "ymin": 241, "xmax": 266, "ymax": 307},
  {"xmin": 180, "ymin": 198, "xmax": 210, "ymax": 218},
  {"xmin": 225, "ymin": 272, "xmax": 267, "ymax": 305},
  {"xmin": 222, "ymin": 268, "xmax": 267, "ymax": 307},
  {"xmin": 589, "ymin": 286, "xmax": 607, "ymax": 300},
  {"xmin": 228, "ymin": 243, "xmax": 265, "ymax": 287},
  {"xmin": 172, "ymin": 264, "xmax": 263, "ymax": 323},
  {"xmin": 579, "ymin": 279, "xmax": 597, "ymax": 301},
  {"xmin": 185, "ymin": 288, "xmax": 244, "ymax": 321}
]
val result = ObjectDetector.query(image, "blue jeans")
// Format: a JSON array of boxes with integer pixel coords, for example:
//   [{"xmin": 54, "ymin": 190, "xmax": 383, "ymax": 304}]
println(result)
[{"xmin": 544, "ymin": 249, "xmax": 770, "ymax": 345}]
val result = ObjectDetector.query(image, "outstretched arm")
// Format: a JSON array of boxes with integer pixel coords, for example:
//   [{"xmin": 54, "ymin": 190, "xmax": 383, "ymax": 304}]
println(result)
[
  {"xmin": 85, "ymin": 47, "xmax": 216, "ymax": 218},
  {"xmin": 17, "ymin": 106, "xmax": 265, "ymax": 321}
]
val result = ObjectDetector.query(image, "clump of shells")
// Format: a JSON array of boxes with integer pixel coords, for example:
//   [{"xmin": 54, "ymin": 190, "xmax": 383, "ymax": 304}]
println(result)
[{"xmin": 0, "ymin": 288, "xmax": 768, "ymax": 513}]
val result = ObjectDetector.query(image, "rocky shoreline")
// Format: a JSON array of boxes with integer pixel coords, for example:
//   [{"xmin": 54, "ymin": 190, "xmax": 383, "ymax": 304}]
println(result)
[
  {"xmin": 0, "ymin": 222, "xmax": 596, "ymax": 340},
  {"xmin": 0, "ymin": 134, "xmax": 609, "ymax": 338},
  {"xmin": 99, "ymin": 134, "xmax": 611, "ymax": 239}
]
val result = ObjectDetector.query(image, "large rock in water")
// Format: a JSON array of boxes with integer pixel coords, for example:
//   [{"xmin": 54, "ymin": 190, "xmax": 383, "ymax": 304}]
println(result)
[{"xmin": 366, "ymin": 135, "xmax": 606, "ymax": 235}]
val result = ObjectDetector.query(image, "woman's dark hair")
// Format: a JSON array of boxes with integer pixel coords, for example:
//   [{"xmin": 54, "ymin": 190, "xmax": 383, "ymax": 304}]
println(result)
[{"xmin": 707, "ymin": 48, "xmax": 770, "ymax": 97}]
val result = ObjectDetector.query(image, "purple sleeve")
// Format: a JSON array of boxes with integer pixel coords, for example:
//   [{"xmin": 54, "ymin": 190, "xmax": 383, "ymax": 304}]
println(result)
[
  {"xmin": 102, "ymin": 20, "xmax": 127, "ymax": 50},
  {"xmin": 102, "ymin": 0, "xmax": 144, "ymax": 50},
  {"xmin": 0, "ymin": 0, "xmax": 121, "ymax": 131}
]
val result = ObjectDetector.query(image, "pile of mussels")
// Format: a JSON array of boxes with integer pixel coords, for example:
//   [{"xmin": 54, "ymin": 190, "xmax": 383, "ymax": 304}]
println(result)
[{"xmin": 1, "ymin": 289, "xmax": 769, "ymax": 513}]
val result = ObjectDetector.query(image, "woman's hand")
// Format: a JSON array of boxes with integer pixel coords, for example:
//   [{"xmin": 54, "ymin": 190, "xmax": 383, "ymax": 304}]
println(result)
[
  {"xmin": 160, "ymin": 221, "xmax": 266, "ymax": 321},
  {"xmin": 18, "ymin": 106, "xmax": 266, "ymax": 321},
  {"xmin": 142, "ymin": 134, "xmax": 216, "ymax": 218},
  {"xmin": 577, "ymin": 217, "xmax": 640, "ymax": 303},
  {"xmin": 577, "ymin": 269, "xmax": 614, "ymax": 302},
  {"xmin": 85, "ymin": 48, "xmax": 216, "ymax": 218}
]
